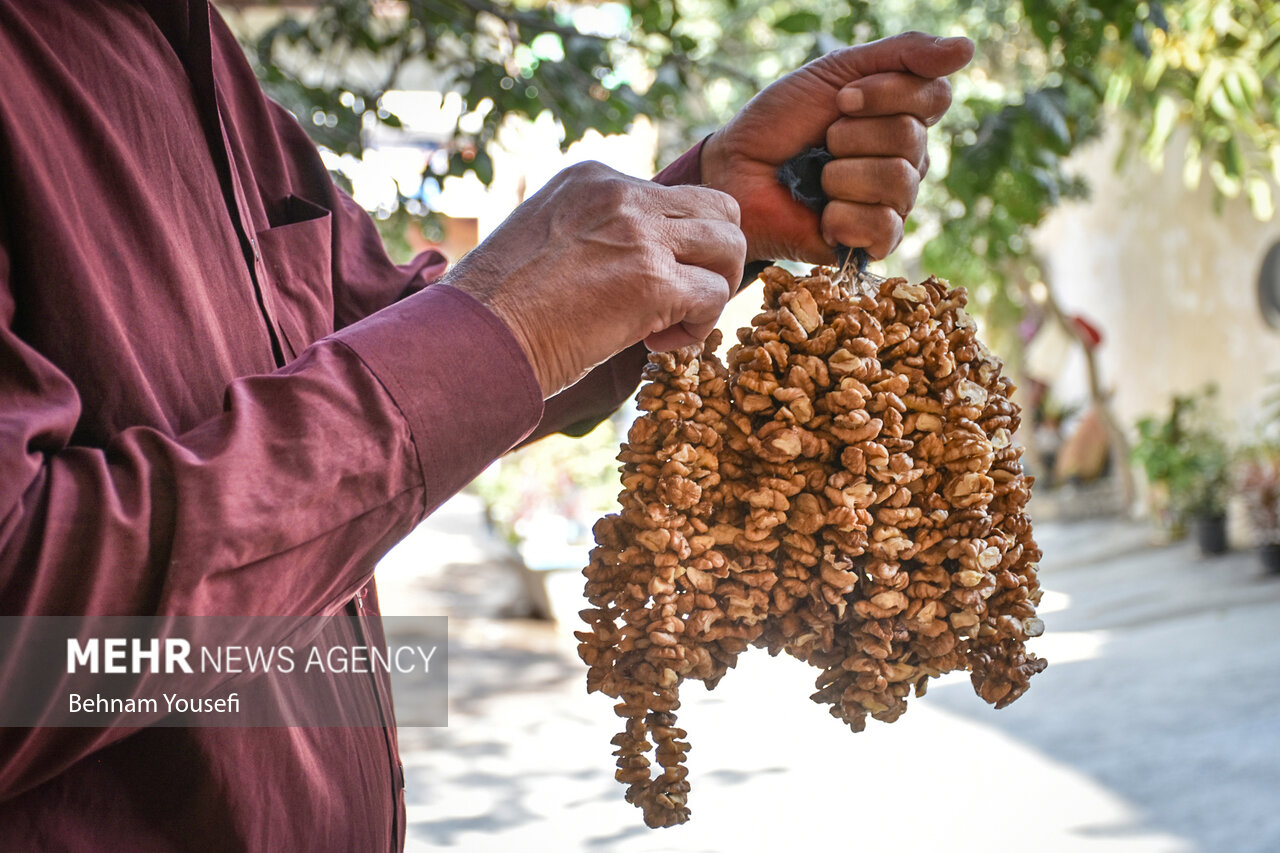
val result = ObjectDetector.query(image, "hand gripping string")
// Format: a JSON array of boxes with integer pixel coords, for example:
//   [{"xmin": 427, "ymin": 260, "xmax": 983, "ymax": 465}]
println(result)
[{"xmin": 776, "ymin": 147, "xmax": 872, "ymax": 281}]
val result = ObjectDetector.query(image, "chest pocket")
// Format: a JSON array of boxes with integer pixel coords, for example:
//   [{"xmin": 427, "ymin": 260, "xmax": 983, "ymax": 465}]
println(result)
[{"xmin": 256, "ymin": 195, "xmax": 334, "ymax": 360}]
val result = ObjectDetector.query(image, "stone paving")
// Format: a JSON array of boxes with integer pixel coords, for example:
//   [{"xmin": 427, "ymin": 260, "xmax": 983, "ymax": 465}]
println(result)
[{"xmin": 376, "ymin": 496, "xmax": 1280, "ymax": 853}]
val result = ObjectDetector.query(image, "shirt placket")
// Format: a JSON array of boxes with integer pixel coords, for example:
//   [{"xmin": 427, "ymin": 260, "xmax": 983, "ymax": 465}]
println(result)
[
  {"xmin": 179, "ymin": 5, "xmax": 404, "ymax": 849},
  {"xmin": 216, "ymin": 117, "xmax": 289, "ymax": 367},
  {"xmin": 183, "ymin": 0, "xmax": 286, "ymax": 367}
]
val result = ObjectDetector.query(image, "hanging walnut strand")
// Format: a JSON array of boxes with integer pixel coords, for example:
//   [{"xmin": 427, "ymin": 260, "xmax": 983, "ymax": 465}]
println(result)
[
  {"xmin": 579, "ymin": 330, "xmax": 757, "ymax": 827},
  {"xmin": 579, "ymin": 265, "xmax": 1046, "ymax": 828}
]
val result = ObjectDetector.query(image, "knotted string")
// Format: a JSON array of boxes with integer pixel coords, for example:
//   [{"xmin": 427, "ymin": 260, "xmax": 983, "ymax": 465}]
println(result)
[{"xmin": 776, "ymin": 146, "xmax": 871, "ymax": 277}]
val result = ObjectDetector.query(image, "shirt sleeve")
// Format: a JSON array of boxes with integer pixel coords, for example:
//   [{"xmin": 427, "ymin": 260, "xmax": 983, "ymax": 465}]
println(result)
[
  {"xmin": 0, "ymin": 218, "xmax": 542, "ymax": 797},
  {"xmin": 522, "ymin": 140, "xmax": 708, "ymax": 443}
]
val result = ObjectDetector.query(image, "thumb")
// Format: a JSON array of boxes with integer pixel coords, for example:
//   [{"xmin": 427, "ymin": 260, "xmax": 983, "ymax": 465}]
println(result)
[{"xmin": 816, "ymin": 31, "xmax": 975, "ymax": 82}]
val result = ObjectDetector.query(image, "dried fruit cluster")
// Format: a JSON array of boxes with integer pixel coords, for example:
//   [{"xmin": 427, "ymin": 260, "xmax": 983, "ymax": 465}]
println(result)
[{"xmin": 579, "ymin": 266, "xmax": 1046, "ymax": 828}]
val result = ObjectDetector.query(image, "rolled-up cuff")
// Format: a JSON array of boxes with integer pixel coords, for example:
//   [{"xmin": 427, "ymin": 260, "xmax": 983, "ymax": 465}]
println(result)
[{"xmin": 333, "ymin": 284, "xmax": 544, "ymax": 511}]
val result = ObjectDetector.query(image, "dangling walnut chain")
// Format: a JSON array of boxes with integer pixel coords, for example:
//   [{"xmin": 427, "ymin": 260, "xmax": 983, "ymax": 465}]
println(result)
[{"xmin": 579, "ymin": 266, "xmax": 1046, "ymax": 827}]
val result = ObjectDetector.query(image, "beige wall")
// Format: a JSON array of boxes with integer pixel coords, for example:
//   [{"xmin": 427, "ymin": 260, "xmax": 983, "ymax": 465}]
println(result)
[{"xmin": 1036, "ymin": 128, "xmax": 1280, "ymax": 438}]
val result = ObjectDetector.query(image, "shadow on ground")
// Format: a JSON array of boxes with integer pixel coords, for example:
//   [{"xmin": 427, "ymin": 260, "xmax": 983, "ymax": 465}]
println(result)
[{"xmin": 381, "ymin": 502, "xmax": 1280, "ymax": 853}]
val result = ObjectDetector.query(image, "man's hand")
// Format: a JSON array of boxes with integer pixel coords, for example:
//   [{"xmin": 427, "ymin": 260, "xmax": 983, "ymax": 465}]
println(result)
[
  {"xmin": 444, "ymin": 161, "xmax": 745, "ymax": 397},
  {"xmin": 702, "ymin": 31, "xmax": 975, "ymax": 264}
]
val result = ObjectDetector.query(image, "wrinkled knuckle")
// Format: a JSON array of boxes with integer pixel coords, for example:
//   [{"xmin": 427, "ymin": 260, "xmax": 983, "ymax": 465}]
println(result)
[
  {"xmin": 666, "ymin": 186, "xmax": 697, "ymax": 216},
  {"xmin": 640, "ymin": 241, "xmax": 672, "ymax": 280},
  {"xmin": 901, "ymin": 115, "xmax": 928, "ymax": 150},
  {"xmin": 825, "ymin": 162, "xmax": 863, "ymax": 201},
  {"xmin": 587, "ymin": 164, "xmax": 641, "ymax": 206},
  {"xmin": 876, "ymin": 161, "xmax": 912, "ymax": 215},
  {"xmin": 936, "ymin": 77, "xmax": 954, "ymax": 107},
  {"xmin": 905, "ymin": 180, "xmax": 921, "ymax": 209},
  {"xmin": 564, "ymin": 160, "xmax": 605, "ymax": 188},
  {"xmin": 828, "ymin": 118, "xmax": 857, "ymax": 153},
  {"xmin": 890, "ymin": 213, "xmax": 906, "ymax": 248},
  {"xmin": 823, "ymin": 203, "xmax": 850, "ymax": 234},
  {"xmin": 717, "ymin": 226, "xmax": 748, "ymax": 275},
  {"xmin": 573, "ymin": 159, "xmax": 612, "ymax": 178},
  {"xmin": 606, "ymin": 175, "xmax": 639, "ymax": 208},
  {"xmin": 690, "ymin": 186, "xmax": 738, "ymax": 224},
  {"xmin": 717, "ymin": 190, "xmax": 742, "ymax": 226},
  {"xmin": 887, "ymin": 156, "xmax": 917, "ymax": 187},
  {"xmin": 873, "ymin": 205, "xmax": 901, "ymax": 241},
  {"xmin": 634, "ymin": 248, "xmax": 669, "ymax": 306},
  {"xmin": 926, "ymin": 79, "xmax": 953, "ymax": 124},
  {"xmin": 621, "ymin": 207, "xmax": 653, "ymax": 245},
  {"xmin": 825, "ymin": 121, "xmax": 843, "ymax": 152},
  {"xmin": 579, "ymin": 184, "xmax": 626, "ymax": 221}
]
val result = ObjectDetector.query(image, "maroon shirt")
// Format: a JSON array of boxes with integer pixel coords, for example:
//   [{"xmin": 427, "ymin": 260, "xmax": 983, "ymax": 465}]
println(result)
[{"xmin": 0, "ymin": 1, "xmax": 701, "ymax": 849}]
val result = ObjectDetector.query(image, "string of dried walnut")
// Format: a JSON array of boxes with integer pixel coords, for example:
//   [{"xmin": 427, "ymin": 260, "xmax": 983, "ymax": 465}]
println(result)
[{"xmin": 579, "ymin": 265, "xmax": 1046, "ymax": 828}]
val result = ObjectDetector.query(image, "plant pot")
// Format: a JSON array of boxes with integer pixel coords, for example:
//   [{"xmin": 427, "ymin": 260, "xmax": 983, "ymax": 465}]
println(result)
[
  {"xmin": 1191, "ymin": 514, "xmax": 1228, "ymax": 555},
  {"xmin": 1260, "ymin": 543, "xmax": 1280, "ymax": 575}
]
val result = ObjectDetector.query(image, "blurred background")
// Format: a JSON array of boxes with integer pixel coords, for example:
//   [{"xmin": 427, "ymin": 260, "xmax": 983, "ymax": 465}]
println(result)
[{"xmin": 219, "ymin": 1, "xmax": 1280, "ymax": 850}]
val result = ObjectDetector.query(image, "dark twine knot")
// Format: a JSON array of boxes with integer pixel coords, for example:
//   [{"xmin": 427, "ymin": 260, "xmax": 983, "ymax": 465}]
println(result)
[{"xmin": 776, "ymin": 147, "xmax": 870, "ymax": 275}]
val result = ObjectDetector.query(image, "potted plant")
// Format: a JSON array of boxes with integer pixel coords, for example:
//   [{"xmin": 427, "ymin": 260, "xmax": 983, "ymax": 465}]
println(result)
[
  {"xmin": 1131, "ymin": 386, "xmax": 1231, "ymax": 554},
  {"xmin": 1235, "ymin": 376, "xmax": 1280, "ymax": 571},
  {"xmin": 1237, "ymin": 446, "xmax": 1280, "ymax": 572}
]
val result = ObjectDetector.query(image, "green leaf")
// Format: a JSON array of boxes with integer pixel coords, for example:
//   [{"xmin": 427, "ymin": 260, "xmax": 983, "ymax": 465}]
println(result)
[
  {"xmin": 1247, "ymin": 176, "xmax": 1274, "ymax": 219},
  {"xmin": 1209, "ymin": 84, "xmax": 1237, "ymax": 120},
  {"xmin": 1222, "ymin": 68, "xmax": 1252, "ymax": 112},
  {"xmin": 1028, "ymin": 6, "xmax": 1057, "ymax": 49},
  {"xmin": 773, "ymin": 11, "xmax": 822, "ymax": 34},
  {"xmin": 471, "ymin": 149, "xmax": 494, "ymax": 185},
  {"xmin": 1025, "ymin": 90, "xmax": 1071, "ymax": 147},
  {"xmin": 1224, "ymin": 134, "xmax": 1244, "ymax": 180},
  {"xmin": 1183, "ymin": 133, "xmax": 1203, "ymax": 189},
  {"xmin": 1144, "ymin": 95, "xmax": 1179, "ymax": 162},
  {"xmin": 1195, "ymin": 58, "xmax": 1226, "ymax": 107},
  {"xmin": 331, "ymin": 169, "xmax": 353, "ymax": 197},
  {"xmin": 1208, "ymin": 141, "xmax": 1243, "ymax": 198},
  {"xmin": 1105, "ymin": 71, "xmax": 1132, "ymax": 108},
  {"xmin": 1143, "ymin": 51, "xmax": 1168, "ymax": 89}
]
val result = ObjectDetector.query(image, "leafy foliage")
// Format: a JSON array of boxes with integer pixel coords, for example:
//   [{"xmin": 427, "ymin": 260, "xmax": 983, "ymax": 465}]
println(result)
[
  {"xmin": 1237, "ymin": 444, "xmax": 1280, "ymax": 541},
  {"xmin": 241, "ymin": 0, "xmax": 696, "ymax": 192},
  {"xmin": 925, "ymin": 2, "xmax": 1280, "ymax": 313},
  {"xmin": 230, "ymin": 0, "xmax": 1280, "ymax": 327},
  {"xmin": 1235, "ymin": 374, "xmax": 1280, "ymax": 540},
  {"xmin": 1131, "ymin": 385, "xmax": 1232, "ymax": 522},
  {"xmin": 1109, "ymin": 0, "xmax": 1280, "ymax": 219},
  {"xmin": 469, "ymin": 416, "xmax": 623, "ymax": 547}
]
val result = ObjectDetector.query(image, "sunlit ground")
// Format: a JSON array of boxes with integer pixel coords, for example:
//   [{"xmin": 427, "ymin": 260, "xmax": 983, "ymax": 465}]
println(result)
[{"xmin": 379, "ymin": 499, "xmax": 1280, "ymax": 853}]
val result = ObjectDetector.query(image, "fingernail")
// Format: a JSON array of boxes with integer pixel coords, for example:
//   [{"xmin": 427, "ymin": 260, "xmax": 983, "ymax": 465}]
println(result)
[{"xmin": 837, "ymin": 86, "xmax": 865, "ymax": 114}]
